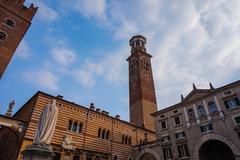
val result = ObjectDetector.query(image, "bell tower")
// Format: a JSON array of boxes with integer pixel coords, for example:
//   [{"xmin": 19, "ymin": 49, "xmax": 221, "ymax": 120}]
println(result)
[
  {"xmin": 127, "ymin": 35, "xmax": 157, "ymax": 131},
  {"xmin": 0, "ymin": 0, "xmax": 37, "ymax": 79}
]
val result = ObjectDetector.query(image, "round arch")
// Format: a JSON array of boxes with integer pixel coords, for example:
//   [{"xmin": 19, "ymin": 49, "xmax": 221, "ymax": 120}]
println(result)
[
  {"xmin": 135, "ymin": 148, "xmax": 160, "ymax": 160},
  {"xmin": 193, "ymin": 133, "xmax": 240, "ymax": 160},
  {"xmin": 0, "ymin": 126, "xmax": 21, "ymax": 160}
]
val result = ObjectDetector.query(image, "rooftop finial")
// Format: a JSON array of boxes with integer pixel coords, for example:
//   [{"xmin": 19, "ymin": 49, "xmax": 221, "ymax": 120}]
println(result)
[
  {"xmin": 5, "ymin": 100, "xmax": 15, "ymax": 117},
  {"xmin": 193, "ymin": 83, "xmax": 197, "ymax": 90},
  {"xmin": 209, "ymin": 82, "xmax": 215, "ymax": 89},
  {"xmin": 181, "ymin": 94, "xmax": 184, "ymax": 102}
]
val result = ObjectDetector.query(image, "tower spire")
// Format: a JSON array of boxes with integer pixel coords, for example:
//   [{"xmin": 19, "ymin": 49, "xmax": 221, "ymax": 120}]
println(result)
[
  {"xmin": 181, "ymin": 94, "xmax": 184, "ymax": 102},
  {"xmin": 209, "ymin": 82, "xmax": 215, "ymax": 89}
]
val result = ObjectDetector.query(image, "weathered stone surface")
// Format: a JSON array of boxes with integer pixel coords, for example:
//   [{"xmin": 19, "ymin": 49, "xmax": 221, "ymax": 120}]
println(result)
[{"xmin": 22, "ymin": 144, "xmax": 54, "ymax": 160}]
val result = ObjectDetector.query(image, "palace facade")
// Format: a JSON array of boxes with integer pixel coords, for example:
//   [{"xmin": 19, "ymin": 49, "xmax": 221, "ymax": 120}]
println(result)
[{"xmin": 135, "ymin": 81, "xmax": 240, "ymax": 160}]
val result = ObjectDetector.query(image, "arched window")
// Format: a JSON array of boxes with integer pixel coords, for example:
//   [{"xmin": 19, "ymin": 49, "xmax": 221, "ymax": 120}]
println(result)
[
  {"xmin": 130, "ymin": 59, "xmax": 137, "ymax": 75},
  {"xmin": 98, "ymin": 128, "xmax": 102, "ymax": 138},
  {"xmin": 141, "ymin": 58, "xmax": 150, "ymax": 72},
  {"xmin": 197, "ymin": 105, "xmax": 206, "ymax": 117},
  {"xmin": 128, "ymin": 136, "xmax": 132, "ymax": 145},
  {"xmin": 68, "ymin": 120, "xmax": 72, "ymax": 130},
  {"xmin": 3, "ymin": 18, "xmax": 15, "ymax": 28},
  {"xmin": 72, "ymin": 121, "xmax": 78, "ymax": 132},
  {"xmin": 78, "ymin": 123, "xmax": 83, "ymax": 133},
  {"xmin": 125, "ymin": 135, "xmax": 128, "ymax": 144},
  {"xmin": 122, "ymin": 135, "xmax": 125, "ymax": 143},
  {"xmin": 106, "ymin": 130, "xmax": 110, "ymax": 140},
  {"xmin": 0, "ymin": 31, "xmax": 7, "ymax": 41},
  {"xmin": 208, "ymin": 101, "xmax": 218, "ymax": 114},
  {"xmin": 187, "ymin": 108, "xmax": 195, "ymax": 121},
  {"xmin": 101, "ymin": 129, "xmax": 106, "ymax": 139}
]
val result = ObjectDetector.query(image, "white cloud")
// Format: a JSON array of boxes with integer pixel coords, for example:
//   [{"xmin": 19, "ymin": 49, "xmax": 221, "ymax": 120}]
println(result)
[
  {"xmin": 63, "ymin": 0, "xmax": 107, "ymax": 21},
  {"xmin": 34, "ymin": 1, "xmax": 58, "ymax": 22},
  {"xmin": 86, "ymin": 0, "xmax": 240, "ymax": 108},
  {"xmin": 51, "ymin": 47, "xmax": 77, "ymax": 66},
  {"xmin": 71, "ymin": 46, "xmax": 128, "ymax": 88},
  {"xmin": 56, "ymin": 0, "xmax": 240, "ymax": 108},
  {"xmin": 23, "ymin": 69, "xmax": 59, "ymax": 91},
  {"xmin": 73, "ymin": 69, "xmax": 96, "ymax": 88},
  {"xmin": 71, "ymin": 60, "xmax": 103, "ymax": 88},
  {"xmin": 15, "ymin": 40, "xmax": 32, "ymax": 59},
  {"xmin": 99, "ymin": 47, "xmax": 128, "ymax": 84}
]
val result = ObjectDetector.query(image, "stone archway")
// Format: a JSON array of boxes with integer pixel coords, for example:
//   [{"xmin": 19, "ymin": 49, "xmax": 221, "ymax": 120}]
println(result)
[
  {"xmin": 140, "ymin": 153, "xmax": 157, "ymax": 160},
  {"xmin": 193, "ymin": 133, "xmax": 240, "ymax": 160},
  {"xmin": 199, "ymin": 140, "xmax": 235, "ymax": 160},
  {"xmin": 135, "ymin": 148, "xmax": 160, "ymax": 160}
]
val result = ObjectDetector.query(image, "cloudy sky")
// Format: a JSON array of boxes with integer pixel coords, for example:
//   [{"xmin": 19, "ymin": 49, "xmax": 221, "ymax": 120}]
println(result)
[{"xmin": 0, "ymin": 0, "xmax": 240, "ymax": 121}]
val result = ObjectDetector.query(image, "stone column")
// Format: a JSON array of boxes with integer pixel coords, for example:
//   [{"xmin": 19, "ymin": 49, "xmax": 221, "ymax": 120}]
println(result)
[
  {"xmin": 193, "ymin": 104, "xmax": 200, "ymax": 124},
  {"xmin": 214, "ymin": 96, "xmax": 224, "ymax": 118},
  {"xmin": 183, "ymin": 107, "xmax": 190, "ymax": 128},
  {"xmin": 76, "ymin": 122, "xmax": 79, "ymax": 133},
  {"xmin": 202, "ymin": 100, "xmax": 211, "ymax": 121}
]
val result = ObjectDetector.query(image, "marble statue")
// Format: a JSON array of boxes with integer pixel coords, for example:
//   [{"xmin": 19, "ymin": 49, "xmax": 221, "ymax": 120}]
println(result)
[
  {"xmin": 62, "ymin": 135, "xmax": 75, "ymax": 150},
  {"xmin": 33, "ymin": 99, "xmax": 58, "ymax": 145}
]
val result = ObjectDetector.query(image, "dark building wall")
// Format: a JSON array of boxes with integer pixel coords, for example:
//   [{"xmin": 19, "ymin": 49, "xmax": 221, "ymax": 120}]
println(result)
[{"xmin": 0, "ymin": 126, "xmax": 22, "ymax": 160}]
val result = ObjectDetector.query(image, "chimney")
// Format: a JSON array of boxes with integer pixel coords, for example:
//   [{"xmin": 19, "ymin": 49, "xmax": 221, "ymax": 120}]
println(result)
[
  {"xmin": 57, "ymin": 95, "xmax": 63, "ymax": 99},
  {"xmin": 102, "ymin": 110, "xmax": 109, "ymax": 115},
  {"xmin": 90, "ymin": 103, "xmax": 95, "ymax": 110},
  {"xmin": 115, "ymin": 115, "xmax": 120, "ymax": 119},
  {"xmin": 96, "ymin": 108, "xmax": 101, "ymax": 112}
]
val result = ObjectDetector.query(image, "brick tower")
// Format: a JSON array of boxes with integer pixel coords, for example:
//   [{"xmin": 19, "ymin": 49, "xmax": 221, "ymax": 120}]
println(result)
[
  {"xmin": 0, "ymin": 0, "xmax": 37, "ymax": 79},
  {"xmin": 127, "ymin": 35, "xmax": 157, "ymax": 131}
]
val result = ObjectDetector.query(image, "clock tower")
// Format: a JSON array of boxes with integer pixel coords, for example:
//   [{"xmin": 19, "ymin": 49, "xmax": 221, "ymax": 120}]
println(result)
[{"xmin": 127, "ymin": 35, "xmax": 157, "ymax": 131}]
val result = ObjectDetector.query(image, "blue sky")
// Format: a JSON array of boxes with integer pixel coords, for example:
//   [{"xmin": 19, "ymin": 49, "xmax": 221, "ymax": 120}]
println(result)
[{"xmin": 1, "ymin": 0, "xmax": 240, "ymax": 121}]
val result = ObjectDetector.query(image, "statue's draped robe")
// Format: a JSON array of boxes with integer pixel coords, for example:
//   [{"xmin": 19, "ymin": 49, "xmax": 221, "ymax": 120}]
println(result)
[{"xmin": 33, "ymin": 100, "xmax": 58, "ymax": 145}]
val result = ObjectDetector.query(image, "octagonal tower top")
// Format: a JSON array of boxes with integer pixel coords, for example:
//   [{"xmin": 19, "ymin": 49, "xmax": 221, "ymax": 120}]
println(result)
[{"xmin": 129, "ymin": 35, "xmax": 146, "ymax": 54}]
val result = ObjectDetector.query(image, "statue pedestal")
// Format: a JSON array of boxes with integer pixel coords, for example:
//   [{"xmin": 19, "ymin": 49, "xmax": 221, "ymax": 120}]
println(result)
[{"xmin": 22, "ymin": 144, "xmax": 55, "ymax": 160}]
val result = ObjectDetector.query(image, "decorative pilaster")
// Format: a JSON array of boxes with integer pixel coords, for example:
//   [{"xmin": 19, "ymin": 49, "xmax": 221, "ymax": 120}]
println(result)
[
  {"xmin": 202, "ymin": 100, "xmax": 211, "ymax": 121},
  {"xmin": 183, "ymin": 107, "xmax": 190, "ymax": 128},
  {"xmin": 214, "ymin": 96, "xmax": 224, "ymax": 119},
  {"xmin": 193, "ymin": 104, "xmax": 200, "ymax": 124}
]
